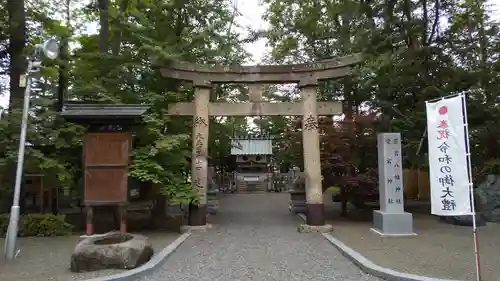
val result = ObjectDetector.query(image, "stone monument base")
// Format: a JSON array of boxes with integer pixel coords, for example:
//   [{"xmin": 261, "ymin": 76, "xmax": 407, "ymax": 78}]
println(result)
[{"xmin": 370, "ymin": 210, "xmax": 416, "ymax": 236}]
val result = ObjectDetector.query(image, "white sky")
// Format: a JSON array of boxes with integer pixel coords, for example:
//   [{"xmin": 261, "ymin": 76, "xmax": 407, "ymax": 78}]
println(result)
[
  {"xmin": 0, "ymin": 0, "xmax": 499, "ymax": 108},
  {"xmin": 238, "ymin": 0, "xmax": 269, "ymax": 64}
]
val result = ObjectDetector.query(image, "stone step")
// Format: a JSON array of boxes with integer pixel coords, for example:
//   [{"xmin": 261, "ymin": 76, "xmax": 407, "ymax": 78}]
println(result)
[
  {"xmin": 238, "ymin": 182, "xmax": 266, "ymax": 193},
  {"xmin": 237, "ymin": 190, "xmax": 267, "ymax": 194}
]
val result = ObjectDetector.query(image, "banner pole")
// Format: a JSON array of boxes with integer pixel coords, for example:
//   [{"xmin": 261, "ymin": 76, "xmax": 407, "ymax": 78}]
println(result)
[{"xmin": 460, "ymin": 93, "xmax": 481, "ymax": 281}]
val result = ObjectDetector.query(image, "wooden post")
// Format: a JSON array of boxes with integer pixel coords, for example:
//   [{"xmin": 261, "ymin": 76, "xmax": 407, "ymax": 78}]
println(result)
[
  {"xmin": 40, "ymin": 177, "xmax": 44, "ymax": 213},
  {"xmin": 47, "ymin": 179, "xmax": 53, "ymax": 213},
  {"xmin": 300, "ymin": 81, "xmax": 325, "ymax": 226},
  {"xmin": 85, "ymin": 206, "xmax": 94, "ymax": 235},
  {"xmin": 189, "ymin": 84, "xmax": 211, "ymax": 226},
  {"xmin": 119, "ymin": 205, "xmax": 127, "ymax": 232}
]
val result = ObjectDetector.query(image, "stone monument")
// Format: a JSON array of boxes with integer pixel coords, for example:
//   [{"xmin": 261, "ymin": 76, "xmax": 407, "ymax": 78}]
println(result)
[
  {"xmin": 371, "ymin": 133, "xmax": 416, "ymax": 236},
  {"xmin": 207, "ymin": 166, "xmax": 219, "ymax": 214},
  {"xmin": 288, "ymin": 167, "xmax": 307, "ymax": 214}
]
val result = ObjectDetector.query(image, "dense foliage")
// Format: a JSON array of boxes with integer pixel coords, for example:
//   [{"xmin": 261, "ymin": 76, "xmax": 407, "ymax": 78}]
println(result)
[
  {"xmin": 1, "ymin": 0, "xmax": 251, "ymax": 208},
  {"xmin": 0, "ymin": 213, "xmax": 73, "ymax": 237},
  {"xmin": 1, "ymin": 0, "xmax": 499, "ymax": 209},
  {"xmin": 259, "ymin": 0, "xmax": 500, "ymax": 183}
]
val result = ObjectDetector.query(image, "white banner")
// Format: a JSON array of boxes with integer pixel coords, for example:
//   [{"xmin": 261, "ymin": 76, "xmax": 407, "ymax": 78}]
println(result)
[{"xmin": 426, "ymin": 95, "xmax": 472, "ymax": 216}]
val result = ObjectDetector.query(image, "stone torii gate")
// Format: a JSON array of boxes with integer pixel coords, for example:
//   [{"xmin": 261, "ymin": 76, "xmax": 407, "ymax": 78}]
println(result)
[{"xmin": 158, "ymin": 54, "xmax": 362, "ymax": 230}]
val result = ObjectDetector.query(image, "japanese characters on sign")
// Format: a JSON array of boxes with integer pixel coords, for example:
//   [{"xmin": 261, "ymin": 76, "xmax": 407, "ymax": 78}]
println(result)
[
  {"xmin": 192, "ymin": 112, "xmax": 208, "ymax": 204},
  {"xmin": 193, "ymin": 156, "xmax": 207, "ymax": 204},
  {"xmin": 426, "ymin": 95, "xmax": 471, "ymax": 216},
  {"xmin": 378, "ymin": 133, "xmax": 405, "ymax": 213},
  {"xmin": 303, "ymin": 114, "xmax": 319, "ymax": 131},
  {"xmin": 194, "ymin": 116, "xmax": 208, "ymax": 128}
]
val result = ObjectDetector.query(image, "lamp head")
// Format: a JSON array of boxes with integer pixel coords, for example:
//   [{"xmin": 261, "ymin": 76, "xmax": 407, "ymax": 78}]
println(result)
[{"xmin": 40, "ymin": 38, "xmax": 59, "ymax": 60}]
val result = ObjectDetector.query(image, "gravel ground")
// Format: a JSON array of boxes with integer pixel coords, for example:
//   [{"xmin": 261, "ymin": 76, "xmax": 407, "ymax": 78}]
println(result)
[
  {"xmin": 324, "ymin": 203, "xmax": 500, "ymax": 281},
  {"xmin": 140, "ymin": 193, "xmax": 382, "ymax": 281},
  {"xmin": 0, "ymin": 230, "xmax": 180, "ymax": 281}
]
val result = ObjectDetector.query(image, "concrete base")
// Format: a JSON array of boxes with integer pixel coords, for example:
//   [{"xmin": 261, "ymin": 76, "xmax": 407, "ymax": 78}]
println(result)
[
  {"xmin": 180, "ymin": 224, "xmax": 212, "ymax": 233},
  {"xmin": 371, "ymin": 210, "xmax": 416, "ymax": 236},
  {"xmin": 297, "ymin": 223, "xmax": 333, "ymax": 233}
]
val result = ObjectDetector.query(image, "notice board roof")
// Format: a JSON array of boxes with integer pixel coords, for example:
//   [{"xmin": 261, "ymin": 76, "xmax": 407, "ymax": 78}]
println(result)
[{"xmin": 60, "ymin": 103, "xmax": 149, "ymax": 121}]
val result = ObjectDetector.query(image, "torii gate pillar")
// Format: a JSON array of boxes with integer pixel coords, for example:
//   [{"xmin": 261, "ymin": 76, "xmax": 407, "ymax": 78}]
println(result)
[
  {"xmin": 189, "ymin": 83, "xmax": 211, "ymax": 226},
  {"xmin": 300, "ymin": 80, "xmax": 325, "ymax": 227}
]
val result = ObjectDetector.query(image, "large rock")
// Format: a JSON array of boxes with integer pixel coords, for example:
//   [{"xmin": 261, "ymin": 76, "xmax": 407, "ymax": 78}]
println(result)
[
  {"xmin": 475, "ymin": 174, "xmax": 500, "ymax": 222},
  {"xmin": 70, "ymin": 232, "xmax": 154, "ymax": 272}
]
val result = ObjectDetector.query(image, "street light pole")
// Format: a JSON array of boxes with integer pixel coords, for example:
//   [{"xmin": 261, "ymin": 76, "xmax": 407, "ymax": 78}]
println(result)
[
  {"xmin": 4, "ymin": 60, "xmax": 34, "ymax": 260},
  {"xmin": 4, "ymin": 38, "xmax": 59, "ymax": 261}
]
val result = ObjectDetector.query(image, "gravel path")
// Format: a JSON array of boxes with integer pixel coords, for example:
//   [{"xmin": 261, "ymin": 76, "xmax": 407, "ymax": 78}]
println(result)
[{"xmin": 140, "ymin": 193, "xmax": 381, "ymax": 281}]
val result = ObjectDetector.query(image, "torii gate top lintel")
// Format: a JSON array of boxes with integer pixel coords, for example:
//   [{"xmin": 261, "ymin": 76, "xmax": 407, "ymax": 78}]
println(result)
[{"xmin": 156, "ymin": 53, "xmax": 362, "ymax": 84}]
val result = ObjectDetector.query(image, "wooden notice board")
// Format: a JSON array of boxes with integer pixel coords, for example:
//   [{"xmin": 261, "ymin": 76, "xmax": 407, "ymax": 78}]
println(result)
[{"xmin": 84, "ymin": 132, "xmax": 131, "ymax": 204}]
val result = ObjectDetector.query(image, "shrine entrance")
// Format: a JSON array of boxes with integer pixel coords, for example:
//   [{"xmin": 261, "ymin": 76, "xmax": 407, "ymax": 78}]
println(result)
[{"xmin": 159, "ymin": 54, "xmax": 362, "ymax": 228}]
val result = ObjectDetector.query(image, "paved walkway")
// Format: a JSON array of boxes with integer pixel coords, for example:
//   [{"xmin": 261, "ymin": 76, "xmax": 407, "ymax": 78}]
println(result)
[{"xmin": 140, "ymin": 193, "xmax": 381, "ymax": 281}]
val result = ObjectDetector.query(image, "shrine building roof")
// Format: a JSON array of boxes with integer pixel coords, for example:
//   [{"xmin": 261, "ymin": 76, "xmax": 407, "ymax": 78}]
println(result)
[
  {"xmin": 230, "ymin": 135, "xmax": 273, "ymax": 155},
  {"xmin": 229, "ymin": 135, "xmax": 276, "ymax": 140}
]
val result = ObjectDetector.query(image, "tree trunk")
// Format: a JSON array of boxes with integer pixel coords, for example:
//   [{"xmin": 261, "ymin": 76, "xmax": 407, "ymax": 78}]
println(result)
[
  {"xmin": 111, "ymin": 0, "xmax": 130, "ymax": 56},
  {"xmin": 98, "ymin": 0, "xmax": 109, "ymax": 54},
  {"xmin": 56, "ymin": 0, "xmax": 71, "ymax": 111},
  {"xmin": 340, "ymin": 184, "xmax": 348, "ymax": 217},
  {"xmin": 7, "ymin": 0, "xmax": 26, "ymax": 109}
]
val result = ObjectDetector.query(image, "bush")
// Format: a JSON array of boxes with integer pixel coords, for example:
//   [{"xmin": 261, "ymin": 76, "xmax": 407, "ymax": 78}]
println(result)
[
  {"xmin": 0, "ymin": 213, "xmax": 74, "ymax": 237},
  {"xmin": 325, "ymin": 186, "xmax": 340, "ymax": 192}
]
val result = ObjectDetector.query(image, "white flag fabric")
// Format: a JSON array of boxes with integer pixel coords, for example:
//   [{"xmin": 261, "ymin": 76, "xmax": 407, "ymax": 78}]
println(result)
[{"xmin": 425, "ymin": 95, "xmax": 472, "ymax": 216}]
